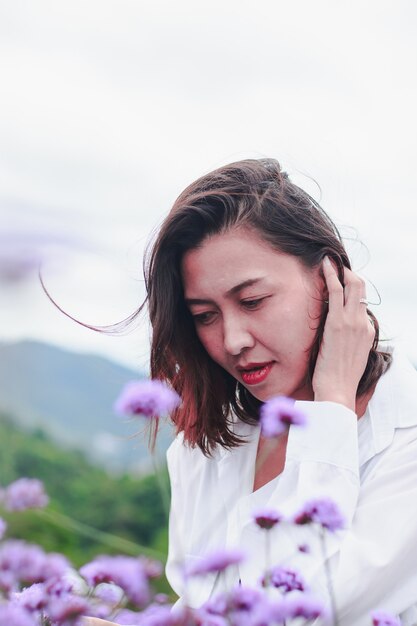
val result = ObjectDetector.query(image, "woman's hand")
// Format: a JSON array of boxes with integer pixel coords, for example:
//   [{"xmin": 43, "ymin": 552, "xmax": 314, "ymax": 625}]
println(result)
[{"xmin": 312, "ymin": 257, "xmax": 375, "ymax": 412}]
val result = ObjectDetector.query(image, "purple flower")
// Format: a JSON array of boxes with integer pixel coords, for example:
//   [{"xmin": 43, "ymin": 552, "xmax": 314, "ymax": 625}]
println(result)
[
  {"xmin": 228, "ymin": 586, "xmax": 264, "ymax": 612},
  {"xmin": 233, "ymin": 594, "xmax": 288, "ymax": 626},
  {"xmin": 0, "ymin": 228, "xmax": 79, "ymax": 284},
  {"xmin": 90, "ymin": 603, "xmax": 113, "ymax": 620},
  {"xmin": 294, "ymin": 498, "xmax": 345, "ymax": 532},
  {"xmin": 114, "ymin": 608, "xmax": 146, "ymax": 625},
  {"xmin": 203, "ymin": 593, "xmax": 229, "ymax": 616},
  {"xmin": 46, "ymin": 593, "xmax": 91, "ymax": 624},
  {"xmin": 0, "ymin": 246, "xmax": 42, "ymax": 283},
  {"xmin": 0, "ymin": 516, "xmax": 6, "ymax": 539},
  {"xmin": 94, "ymin": 582, "xmax": 124, "ymax": 605},
  {"xmin": 372, "ymin": 610, "xmax": 402, "ymax": 626},
  {"xmin": 80, "ymin": 555, "xmax": 150, "ymax": 606},
  {"xmin": 285, "ymin": 593, "xmax": 326, "ymax": 620},
  {"xmin": 204, "ymin": 587, "xmax": 283, "ymax": 626},
  {"xmin": 253, "ymin": 508, "xmax": 282, "ymax": 530},
  {"xmin": 0, "ymin": 604, "xmax": 37, "ymax": 626},
  {"xmin": 260, "ymin": 396, "xmax": 307, "ymax": 438},
  {"xmin": 40, "ymin": 553, "xmax": 71, "ymax": 582},
  {"xmin": 3, "ymin": 478, "xmax": 49, "ymax": 511},
  {"xmin": 13, "ymin": 583, "xmax": 48, "ymax": 611},
  {"xmin": 114, "ymin": 379, "xmax": 181, "ymax": 418},
  {"xmin": 297, "ymin": 543, "xmax": 310, "ymax": 554},
  {"xmin": 197, "ymin": 613, "xmax": 229, "ymax": 626},
  {"xmin": 0, "ymin": 540, "xmax": 70, "ymax": 590},
  {"xmin": 143, "ymin": 558, "xmax": 164, "ymax": 579},
  {"xmin": 0, "ymin": 570, "xmax": 15, "ymax": 593},
  {"xmin": 268, "ymin": 566, "xmax": 306, "ymax": 593},
  {"xmin": 123, "ymin": 605, "xmax": 185, "ymax": 626},
  {"xmin": 44, "ymin": 578, "xmax": 74, "ymax": 597},
  {"xmin": 184, "ymin": 548, "xmax": 245, "ymax": 577}
]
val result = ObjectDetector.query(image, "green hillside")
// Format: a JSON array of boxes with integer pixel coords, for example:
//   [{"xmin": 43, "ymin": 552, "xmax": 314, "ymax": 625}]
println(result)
[
  {"xmin": 0, "ymin": 340, "xmax": 174, "ymax": 474},
  {"xmin": 0, "ymin": 414, "xmax": 170, "ymax": 569}
]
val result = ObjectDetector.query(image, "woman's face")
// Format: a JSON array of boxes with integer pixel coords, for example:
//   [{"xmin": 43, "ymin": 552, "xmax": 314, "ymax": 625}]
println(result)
[{"xmin": 181, "ymin": 228, "xmax": 324, "ymax": 402}]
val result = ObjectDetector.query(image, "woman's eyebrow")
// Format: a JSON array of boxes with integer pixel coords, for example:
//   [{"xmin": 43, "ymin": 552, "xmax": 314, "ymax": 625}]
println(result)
[{"xmin": 185, "ymin": 277, "xmax": 266, "ymax": 306}]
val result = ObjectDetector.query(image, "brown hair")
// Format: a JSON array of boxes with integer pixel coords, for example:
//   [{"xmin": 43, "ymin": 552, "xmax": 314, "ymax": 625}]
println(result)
[{"xmin": 145, "ymin": 158, "xmax": 391, "ymax": 454}]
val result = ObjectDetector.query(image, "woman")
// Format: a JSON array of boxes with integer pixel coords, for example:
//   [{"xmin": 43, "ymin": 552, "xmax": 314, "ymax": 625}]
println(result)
[
  {"xmin": 146, "ymin": 159, "xmax": 417, "ymax": 625},
  {"xmin": 85, "ymin": 158, "xmax": 417, "ymax": 626}
]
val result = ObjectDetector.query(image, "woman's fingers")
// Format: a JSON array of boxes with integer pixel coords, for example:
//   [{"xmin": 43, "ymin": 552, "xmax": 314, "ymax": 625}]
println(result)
[
  {"xmin": 343, "ymin": 267, "xmax": 368, "ymax": 315},
  {"xmin": 322, "ymin": 256, "xmax": 344, "ymax": 312},
  {"xmin": 322, "ymin": 258, "xmax": 370, "ymax": 318}
]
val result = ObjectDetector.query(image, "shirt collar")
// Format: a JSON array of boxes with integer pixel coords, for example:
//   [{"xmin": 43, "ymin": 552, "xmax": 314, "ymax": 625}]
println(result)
[{"xmin": 359, "ymin": 346, "xmax": 417, "ymax": 464}]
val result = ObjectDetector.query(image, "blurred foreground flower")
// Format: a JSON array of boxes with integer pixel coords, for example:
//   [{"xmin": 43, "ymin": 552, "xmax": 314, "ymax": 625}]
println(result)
[
  {"xmin": 260, "ymin": 396, "xmax": 307, "ymax": 437},
  {"xmin": 80, "ymin": 555, "xmax": 151, "ymax": 606},
  {"xmin": 285, "ymin": 593, "xmax": 327, "ymax": 620},
  {"xmin": 1, "ymin": 478, "xmax": 49, "ymax": 512},
  {"xmin": 253, "ymin": 508, "xmax": 283, "ymax": 530},
  {"xmin": 184, "ymin": 548, "xmax": 245, "ymax": 577},
  {"xmin": 294, "ymin": 497, "xmax": 345, "ymax": 532},
  {"xmin": 114, "ymin": 379, "xmax": 181, "ymax": 419},
  {"xmin": 268, "ymin": 566, "xmax": 306, "ymax": 594},
  {"xmin": 201, "ymin": 585, "xmax": 326, "ymax": 625},
  {"xmin": 0, "ymin": 603, "xmax": 37, "ymax": 626},
  {"xmin": 372, "ymin": 610, "xmax": 402, "ymax": 626},
  {"xmin": 0, "ymin": 226, "xmax": 82, "ymax": 285},
  {"xmin": 0, "ymin": 540, "xmax": 70, "ymax": 592}
]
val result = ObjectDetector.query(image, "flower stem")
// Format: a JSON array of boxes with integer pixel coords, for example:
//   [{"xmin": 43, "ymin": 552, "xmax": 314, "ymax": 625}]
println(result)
[
  {"xmin": 34, "ymin": 508, "xmax": 164, "ymax": 559},
  {"xmin": 319, "ymin": 527, "xmax": 339, "ymax": 626},
  {"xmin": 262, "ymin": 529, "xmax": 272, "ymax": 592},
  {"xmin": 151, "ymin": 448, "xmax": 170, "ymax": 520}
]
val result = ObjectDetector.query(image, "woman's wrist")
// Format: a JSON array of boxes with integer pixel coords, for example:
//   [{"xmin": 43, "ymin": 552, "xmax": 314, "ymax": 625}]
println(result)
[{"xmin": 313, "ymin": 392, "xmax": 356, "ymax": 412}]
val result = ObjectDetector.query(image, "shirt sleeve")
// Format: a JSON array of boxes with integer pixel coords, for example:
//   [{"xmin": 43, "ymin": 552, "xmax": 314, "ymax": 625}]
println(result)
[
  {"xmin": 331, "ymin": 424, "xmax": 417, "ymax": 625},
  {"xmin": 165, "ymin": 437, "xmax": 186, "ymax": 602}
]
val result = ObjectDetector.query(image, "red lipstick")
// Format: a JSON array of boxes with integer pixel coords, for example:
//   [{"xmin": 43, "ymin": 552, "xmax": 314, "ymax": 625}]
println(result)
[{"xmin": 238, "ymin": 361, "xmax": 274, "ymax": 385}]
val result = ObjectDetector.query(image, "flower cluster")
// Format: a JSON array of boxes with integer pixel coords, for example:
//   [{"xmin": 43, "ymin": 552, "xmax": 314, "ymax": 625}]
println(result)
[
  {"xmin": 372, "ymin": 611, "xmax": 402, "ymax": 626},
  {"xmin": 0, "ymin": 473, "xmax": 403, "ymax": 626},
  {"xmin": 200, "ymin": 585, "xmax": 326, "ymax": 625},
  {"xmin": 260, "ymin": 396, "xmax": 307, "ymax": 438},
  {"xmin": 253, "ymin": 508, "xmax": 283, "ymax": 530},
  {"xmin": 1, "ymin": 478, "xmax": 49, "ymax": 512},
  {"xmin": 0, "ymin": 378, "xmax": 404, "ymax": 626},
  {"xmin": 0, "ymin": 540, "xmax": 70, "ymax": 593},
  {"xmin": 184, "ymin": 549, "xmax": 245, "ymax": 578},
  {"xmin": 269, "ymin": 566, "xmax": 306, "ymax": 594},
  {"xmin": 80, "ymin": 555, "xmax": 152, "ymax": 606},
  {"xmin": 294, "ymin": 498, "xmax": 345, "ymax": 532},
  {"xmin": 114, "ymin": 379, "xmax": 181, "ymax": 419}
]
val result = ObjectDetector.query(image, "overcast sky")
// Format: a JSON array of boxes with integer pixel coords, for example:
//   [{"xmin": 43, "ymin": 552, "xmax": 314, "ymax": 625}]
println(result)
[{"xmin": 1, "ymin": 0, "xmax": 416, "ymax": 370}]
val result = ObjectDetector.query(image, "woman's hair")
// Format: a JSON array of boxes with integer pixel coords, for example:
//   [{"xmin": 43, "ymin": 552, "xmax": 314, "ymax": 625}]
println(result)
[{"xmin": 145, "ymin": 158, "xmax": 391, "ymax": 454}]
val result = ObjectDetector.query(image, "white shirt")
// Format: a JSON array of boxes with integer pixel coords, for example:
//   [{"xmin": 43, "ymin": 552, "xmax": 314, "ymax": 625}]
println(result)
[{"xmin": 166, "ymin": 348, "xmax": 417, "ymax": 625}]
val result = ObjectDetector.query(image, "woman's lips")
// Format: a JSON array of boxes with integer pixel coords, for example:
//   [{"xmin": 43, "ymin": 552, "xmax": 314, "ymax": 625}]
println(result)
[{"xmin": 239, "ymin": 362, "xmax": 274, "ymax": 385}]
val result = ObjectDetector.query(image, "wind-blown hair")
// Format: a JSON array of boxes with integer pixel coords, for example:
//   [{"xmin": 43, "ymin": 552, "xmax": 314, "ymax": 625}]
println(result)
[{"xmin": 145, "ymin": 158, "xmax": 391, "ymax": 454}]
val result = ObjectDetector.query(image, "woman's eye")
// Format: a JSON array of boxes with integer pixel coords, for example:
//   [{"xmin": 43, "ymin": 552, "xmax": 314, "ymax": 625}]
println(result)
[
  {"xmin": 193, "ymin": 312, "xmax": 216, "ymax": 325},
  {"xmin": 242, "ymin": 298, "xmax": 264, "ymax": 310}
]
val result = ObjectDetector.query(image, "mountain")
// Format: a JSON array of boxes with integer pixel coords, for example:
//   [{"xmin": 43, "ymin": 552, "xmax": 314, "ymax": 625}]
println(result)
[{"xmin": 0, "ymin": 339, "xmax": 174, "ymax": 474}]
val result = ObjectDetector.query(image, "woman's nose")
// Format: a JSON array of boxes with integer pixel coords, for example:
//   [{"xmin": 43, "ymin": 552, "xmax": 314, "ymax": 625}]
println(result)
[{"xmin": 223, "ymin": 314, "xmax": 255, "ymax": 356}]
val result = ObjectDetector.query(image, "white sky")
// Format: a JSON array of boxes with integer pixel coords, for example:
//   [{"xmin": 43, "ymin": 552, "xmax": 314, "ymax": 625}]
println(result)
[{"xmin": 0, "ymin": 0, "xmax": 416, "ymax": 369}]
